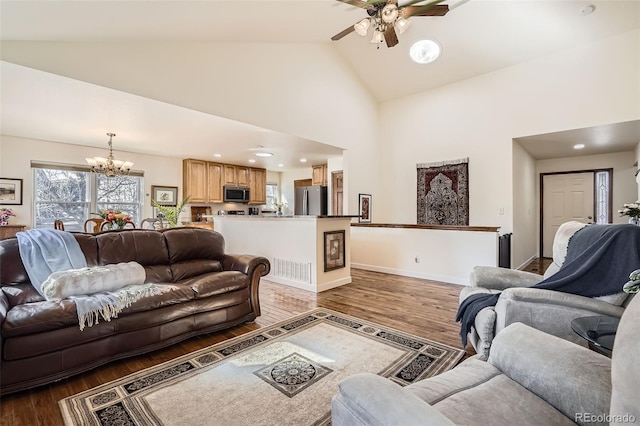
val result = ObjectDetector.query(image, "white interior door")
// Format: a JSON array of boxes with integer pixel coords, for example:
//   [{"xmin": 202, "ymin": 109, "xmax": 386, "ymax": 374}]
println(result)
[{"xmin": 542, "ymin": 172, "xmax": 594, "ymax": 258}]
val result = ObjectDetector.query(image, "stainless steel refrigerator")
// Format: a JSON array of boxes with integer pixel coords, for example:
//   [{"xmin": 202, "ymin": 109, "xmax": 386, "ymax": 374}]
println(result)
[{"xmin": 294, "ymin": 186, "xmax": 328, "ymax": 216}]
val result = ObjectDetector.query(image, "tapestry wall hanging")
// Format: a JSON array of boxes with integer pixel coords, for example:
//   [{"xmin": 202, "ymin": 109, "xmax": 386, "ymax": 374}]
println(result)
[{"xmin": 417, "ymin": 158, "xmax": 469, "ymax": 225}]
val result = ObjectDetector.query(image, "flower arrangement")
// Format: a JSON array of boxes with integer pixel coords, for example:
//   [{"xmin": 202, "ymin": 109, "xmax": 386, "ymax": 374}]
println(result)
[
  {"xmin": 0, "ymin": 208, "xmax": 16, "ymax": 226},
  {"xmin": 618, "ymin": 201, "xmax": 640, "ymax": 219},
  {"xmin": 152, "ymin": 196, "xmax": 190, "ymax": 228},
  {"xmin": 623, "ymin": 269, "xmax": 640, "ymax": 294},
  {"xmin": 95, "ymin": 209, "xmax": 132, "ymax": 229},
  {"xmin": 273, "ymin": 201, "xmax": 287, "ymax": 215}
]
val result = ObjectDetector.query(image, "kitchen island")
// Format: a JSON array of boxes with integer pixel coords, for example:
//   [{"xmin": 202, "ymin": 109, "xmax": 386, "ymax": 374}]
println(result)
[{"xmin": 214, "ymin": 215, "xmax": 356, "ymax": 292}]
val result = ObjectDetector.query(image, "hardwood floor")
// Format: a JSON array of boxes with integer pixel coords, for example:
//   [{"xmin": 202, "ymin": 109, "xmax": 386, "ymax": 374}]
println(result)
[
  {"xmin": 520, "ymin": 257, "xmax": 552, "ymax": 275},
  {"xmin": 0, "ymin": 269, "xmax": 471, "ymax": 426}
]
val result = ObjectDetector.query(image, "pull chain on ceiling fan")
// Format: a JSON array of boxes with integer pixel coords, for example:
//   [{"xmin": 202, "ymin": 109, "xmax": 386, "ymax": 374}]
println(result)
[{"xmin": 331, "ymin": 0, "xmax": 450, "ymax": 48}]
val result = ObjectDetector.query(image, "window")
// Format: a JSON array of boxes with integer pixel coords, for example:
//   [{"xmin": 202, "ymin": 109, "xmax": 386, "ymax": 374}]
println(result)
[
  {"xmin": 266, "ymin": 183, "xmax": 278, "ymax": 209},
  {"xmin": 33, "ymin": 164, "xmax": 143, "ymax": 232},
  {"xmin": 595, "ymin": 170, "xmax": 610, "ymax": 224}
]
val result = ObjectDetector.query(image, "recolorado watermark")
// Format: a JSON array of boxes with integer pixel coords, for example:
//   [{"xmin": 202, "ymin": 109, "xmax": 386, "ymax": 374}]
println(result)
[{"xmin": 575, "ymin": 413, "xmax": 636, "ymax": 423}]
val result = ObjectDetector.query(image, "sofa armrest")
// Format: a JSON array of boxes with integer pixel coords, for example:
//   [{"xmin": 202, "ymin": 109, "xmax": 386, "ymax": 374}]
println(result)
[
  {"xmin": 0, "ymin": 290, "xmax": 8, "ymax": 362},
  {"xmin": 221, "ymin": 254, "xmax": 270, "ymax": 317},
  {"xmin": 221, "ymin": 254, "xmax": 270, "ymax": 276},
  {"xmin": 332, "ymin": 373, "xmax": 454, "ymax": 426},
  {"xmin": 488, "ymin": 323, "xmax": 611, "ymax": 424},
  {"xmin": 470, "ymin": 266, "xmax": 543, "ymax": 290},
  {"xmin": 498, "ymin": 287, "xmax": 625, "ymax": 317}
]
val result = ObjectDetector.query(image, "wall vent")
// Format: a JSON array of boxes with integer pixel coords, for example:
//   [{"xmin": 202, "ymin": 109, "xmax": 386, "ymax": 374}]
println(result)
[{"xmin": 272, "ymin": 258, "xmax": 312, "ymax": 284}]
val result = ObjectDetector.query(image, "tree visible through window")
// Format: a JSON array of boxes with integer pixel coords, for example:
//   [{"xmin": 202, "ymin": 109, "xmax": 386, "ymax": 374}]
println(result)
[
  {"xmin": 34, "ymin": 166, "xmax": 143, "ymax": 232},
  {"xmin": 266, "ymin": 183, "xmax": 278, "ymax": 209}
]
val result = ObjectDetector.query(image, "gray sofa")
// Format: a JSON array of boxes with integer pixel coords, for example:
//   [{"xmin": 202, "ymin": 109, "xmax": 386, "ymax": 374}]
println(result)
[
  {"xmin": 460, "ymin": 221, "xmax": 630, "ymax": 358},
  {"xmin": 332, "ymin": 287, "xmax": 640, "ymax": 426}
]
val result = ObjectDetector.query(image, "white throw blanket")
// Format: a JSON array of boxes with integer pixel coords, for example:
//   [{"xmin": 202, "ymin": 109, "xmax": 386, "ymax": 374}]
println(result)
[{"xmin": 16, "ymin": 229, "xmax": 166, "ymax": 331}]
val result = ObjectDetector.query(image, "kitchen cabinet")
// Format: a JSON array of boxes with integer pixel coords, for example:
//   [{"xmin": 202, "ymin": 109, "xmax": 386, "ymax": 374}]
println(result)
[
  {"xmin": 312, "ymin": 164, "xmax": 328, "ymax": 186},
  {"xmin": 249, "ymin": 168, "xmax": 266, "ymax": 204},
  {"xmin": 207, "ymin": 162, "xmax": 223, "ymax": 202},
  {"xmin": 223, "ymin": 165, "xmax": 249, "ymax": 186},
  {"xmin": 183, "ymin": 159, "xmax": 208, "ymax": 203}
]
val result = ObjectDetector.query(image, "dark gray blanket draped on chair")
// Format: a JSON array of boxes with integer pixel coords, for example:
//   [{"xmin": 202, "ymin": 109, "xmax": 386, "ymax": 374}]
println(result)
[{"xmin": 456, "ymin": 223, "xmax": 640, "ymax": 347}]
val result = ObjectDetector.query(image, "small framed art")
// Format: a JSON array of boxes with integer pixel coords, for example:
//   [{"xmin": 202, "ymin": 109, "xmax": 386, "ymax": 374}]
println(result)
[
  {"xmin": 358, "ymin": 193, "xmax": 371, "ymax": 223},
  {"xmin": 0, "ymin": 178, "xmax": 23, "ymax": 205},
  {"xmin": 324, "ymin": 230, "xmax": 346, "ymax": 272},
  {"xmin": 151, "ymin": 185, "xmax": 178, "ymax": 206}
]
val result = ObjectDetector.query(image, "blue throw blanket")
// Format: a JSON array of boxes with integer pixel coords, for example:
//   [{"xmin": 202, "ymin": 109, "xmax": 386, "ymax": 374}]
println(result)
[
  {"xmin": 16, "ymin": 229, "xmax": 88, "ymax": 297},
  {"xmin": 456, "ymin": 223, "xmax": 640, "ymax": 347}
]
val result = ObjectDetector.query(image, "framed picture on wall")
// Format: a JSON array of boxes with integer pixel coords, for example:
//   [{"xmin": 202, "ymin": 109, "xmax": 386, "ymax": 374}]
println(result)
[
  {"xmin": 0, "ymin": 178, "xmax": 23, "ymax": 205},
  {"xmin": 358, "ymin": 193, "xmax": 372, "ymax": 223},
  {"xmin": 151, "ymin": 185, "xmax": 178, "ymax": 206},
  {"xmin": 324, "ymin": 230, "xmax": 346, "ymax": 272}
]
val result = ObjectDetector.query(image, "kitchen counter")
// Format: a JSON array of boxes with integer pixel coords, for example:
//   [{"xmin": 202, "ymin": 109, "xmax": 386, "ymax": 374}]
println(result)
[{"xmin": 214, "ymin": 215, "xmax": 353, "ymax": 292}]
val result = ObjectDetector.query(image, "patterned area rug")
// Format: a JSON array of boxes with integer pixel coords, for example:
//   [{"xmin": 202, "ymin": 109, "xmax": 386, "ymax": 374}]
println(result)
[{"xmin": 59, "ymin": 308, "xmax": 464, "ymax": 426}]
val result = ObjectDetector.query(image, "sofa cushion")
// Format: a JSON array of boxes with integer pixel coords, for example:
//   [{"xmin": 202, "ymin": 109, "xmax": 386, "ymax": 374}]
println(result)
[
  {"xmin": 95, "ymin": 230, "xmax": 172, "ymax": 282},
  {"xmin": 407, "ymin": 359, "xmax": 575, "ymax": 426},
  {"xmin": 1, "ymin": 284, "xmax": 45, "ymax": 308},
  {"xmin": 163, "ymin": 228, "xmax": 225, "ymax": 264},
  {"xmin": 3, "ymin": 299, "xmax": 80, "ymax": 338},
  {"xmin": 171, "ymin": 260, "xmax": 223, "ymax": 282},
  {"xmin": 182, "ymin": 271, "xmax": 250, "ymax": 299}
]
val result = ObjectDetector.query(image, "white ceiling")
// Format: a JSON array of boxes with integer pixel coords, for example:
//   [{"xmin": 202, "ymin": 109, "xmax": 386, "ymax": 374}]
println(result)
[{"xmin": 1, "ymin": 0, "xmax": 639, "ymax": 168}]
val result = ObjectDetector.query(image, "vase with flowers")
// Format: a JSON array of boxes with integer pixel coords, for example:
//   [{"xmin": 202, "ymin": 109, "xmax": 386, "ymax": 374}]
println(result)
[
  {"xmin": 0, "ymin": 208, "xmax": 16, "ymax": 226},
  {"xmin": 618, "ymin": 201, "xmax": 640, "ymax": 225},
  {"xmin": 273, "ymin": 201, "xmax": 287, "ymax": 216},
  {"xmin": 94, "ymin": 209, "xmax": 132, "ymax": 230}
]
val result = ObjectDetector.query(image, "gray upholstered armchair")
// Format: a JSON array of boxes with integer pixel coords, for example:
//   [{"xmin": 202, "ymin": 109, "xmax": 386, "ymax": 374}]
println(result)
[
  {"xmin": 460, "ymin": 221, "xmax": 630, "ymax": 358},
  {"xmin": 332, "ymin": 292, "xmax": 640, "ymax": 426}
]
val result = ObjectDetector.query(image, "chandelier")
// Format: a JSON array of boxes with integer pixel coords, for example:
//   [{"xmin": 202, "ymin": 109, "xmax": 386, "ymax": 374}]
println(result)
[{"xmin": 85, "ymin": 133, "xmax": 134, "ymax": 177}]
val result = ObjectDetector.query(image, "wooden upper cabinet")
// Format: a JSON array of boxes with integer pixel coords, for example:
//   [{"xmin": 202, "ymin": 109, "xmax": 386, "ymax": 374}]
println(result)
[
  {"xmin": 207, "ymin": 162, "xmax": 223, "ymax": 203},
  {"xmin": 223, "ymin": 165, "xmax": 237, "ymax": 185},
  {"xmin": 237, "ymin": 166, "xmax": 249, "ymax": 187},
  {"xmin": 183, "ymin": 159, "xmax": 208, "ymax": 203},
  {"xmin": 249, "ymin": 168, "xmax": 266, "ymax": 205},
  {"xmin": 312, "ymin": 164, "xmax": 328, "ymax": 186}
]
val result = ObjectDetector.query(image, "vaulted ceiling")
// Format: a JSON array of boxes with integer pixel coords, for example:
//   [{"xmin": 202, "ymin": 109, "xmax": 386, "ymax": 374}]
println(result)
[{"xmin": 1, "ymin": 0, "xmax": 639, "ymax": 167}]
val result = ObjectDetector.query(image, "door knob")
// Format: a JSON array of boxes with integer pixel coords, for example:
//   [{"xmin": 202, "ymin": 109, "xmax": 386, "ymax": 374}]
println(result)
[{"xmin": 588, "ymin": 216, "xmax": 593, "ymax": 219}]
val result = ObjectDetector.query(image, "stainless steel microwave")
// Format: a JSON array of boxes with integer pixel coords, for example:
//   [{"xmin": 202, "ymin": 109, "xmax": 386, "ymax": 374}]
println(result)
[{"xmin": 223, "ymin": 186, "xmax": 250, "ymax": 203}]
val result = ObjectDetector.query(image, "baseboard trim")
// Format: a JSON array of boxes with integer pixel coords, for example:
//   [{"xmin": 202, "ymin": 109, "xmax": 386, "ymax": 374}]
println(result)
[
  {"xmin": 351, "ymin": 263, "xmax": 467, "ymax": 286},
  {"xmin": 515, "ymin": 254, "xmax": 537, "ymax": 271}
]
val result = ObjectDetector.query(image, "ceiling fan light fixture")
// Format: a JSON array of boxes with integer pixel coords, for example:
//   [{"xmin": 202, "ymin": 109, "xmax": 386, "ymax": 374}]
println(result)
[
  {"xmin": 381, "ymin": 4, "xmax": 399, "ymax": 24},
  {"xmin": 395, "ymin": 17, "xmax": 411, "ymax": 35},
  {"xmin": 370, "ymin": 30, "xmax": 385, "ymax": 44},
  {"xmin": 409, "ymin": 39, "xmax": 441, "ymax": 64},
  {"xmin": 354, "ymin": 18, "xmax": 371, "ymax": 36}
]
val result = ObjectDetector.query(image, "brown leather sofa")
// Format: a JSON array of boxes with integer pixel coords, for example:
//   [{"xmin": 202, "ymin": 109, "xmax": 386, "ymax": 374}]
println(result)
[{"xmin": 0, "ymin": 227, "xmax": 270, "ymax": 395}]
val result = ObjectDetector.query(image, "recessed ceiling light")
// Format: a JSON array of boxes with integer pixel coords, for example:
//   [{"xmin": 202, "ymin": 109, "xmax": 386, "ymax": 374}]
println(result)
[
  {"xmin": 278, "ymin": 164, "xmax": 284, "ymax": 168},
  {"xmin": 213, "ymin": 153, "xmax": 222, "ymax": 158},
  {"xmin": 300, "ymin": 158, "xmax": 307, "ymax": 163},
  {"xmin": 573, "ymin": 144, "xmax": 585, "ymax": 149},
  {"xmin": 579, "ymin": 4, "xmax": 595, "ymax": 15},
  {"xmin": 410, "ymin": 40, "xmax": 441, "ymax": 64},
  {"xmin": 255, "ymin": 152, "xmax": 274, "ymax": 157},
  {"xmin": 248, "ymin": 159, "xmax": 256, "ymax": 163}
]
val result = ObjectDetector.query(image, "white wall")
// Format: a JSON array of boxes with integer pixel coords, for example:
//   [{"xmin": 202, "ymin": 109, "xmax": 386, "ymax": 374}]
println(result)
[
  {"xmin": 636, "ymin": 142, "xmax": 640, "ymax": 200},
  {"xmin": 0, "ymin": 135, "xmax": 183, "ymax": 227},
  {"xmin": 351, "ymin": 227, "xmax": 498, "ymax": 285},
  {"xmin": 377, "ymin": 30, "xmax": 639, "ymax": 266},
  {"xmin": 512, "ymin": 142, "xmax": 537, "ymax": 269},
  {"xmin": 536, "ymin": 151, "xmax": 638, "ymax": 227},
  {"xmin": 0, "ymin": 41, "xmax": 380, "ymax": 217}
]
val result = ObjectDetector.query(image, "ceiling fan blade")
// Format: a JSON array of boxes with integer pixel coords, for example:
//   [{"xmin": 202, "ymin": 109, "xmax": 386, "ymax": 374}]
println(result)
[
  {"xmin": 331, "ymin": 25, "xmax": 356, "ymax": 41},
  {"xmin": 336, "ymin": 0, "xmax": 371, "ymax": 9},
  {"xmin": 384, "ymin": 26, "xmax": 399, "ymax": 48},
  {"xmin": 401, "ymin": 4, "xmax": 449, "ymax": 17}
]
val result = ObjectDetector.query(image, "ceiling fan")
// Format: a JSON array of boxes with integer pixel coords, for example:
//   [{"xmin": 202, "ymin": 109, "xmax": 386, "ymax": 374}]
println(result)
[{"xmin": 331, "ymin": 0, "xmax": 449, "ymax": 48}]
